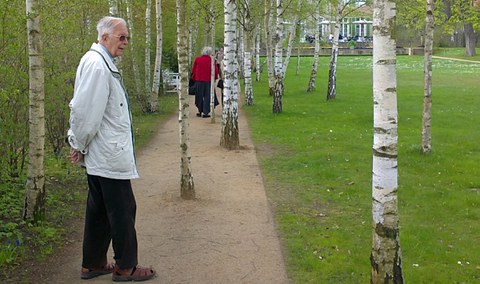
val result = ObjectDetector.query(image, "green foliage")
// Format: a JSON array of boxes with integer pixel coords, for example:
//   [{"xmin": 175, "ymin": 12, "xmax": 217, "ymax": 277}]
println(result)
[
  {"xmin": 0, "ymin": 89, "xmax": 29, "ymax": 180},
  {"xmin": 245, "ymin": 54, "xmax": 480, "ymax": 283}
]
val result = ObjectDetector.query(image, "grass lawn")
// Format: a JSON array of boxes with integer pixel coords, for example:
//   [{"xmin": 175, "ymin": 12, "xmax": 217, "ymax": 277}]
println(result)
[{"xmin": 244, "ymin": 53, "xmax": 480, "ymax": 283}]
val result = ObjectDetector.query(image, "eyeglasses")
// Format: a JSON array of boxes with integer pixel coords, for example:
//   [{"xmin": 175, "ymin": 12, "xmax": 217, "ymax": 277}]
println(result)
[{"xmin": 111, "ymin": 35, "xmax": 130, "ymax": 42}]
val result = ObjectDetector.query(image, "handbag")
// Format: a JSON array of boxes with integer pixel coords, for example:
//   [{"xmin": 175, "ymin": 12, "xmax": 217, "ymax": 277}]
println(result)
[{"xmin": 188, "ymin": 78, "xmax": 196, "ymax": 96}]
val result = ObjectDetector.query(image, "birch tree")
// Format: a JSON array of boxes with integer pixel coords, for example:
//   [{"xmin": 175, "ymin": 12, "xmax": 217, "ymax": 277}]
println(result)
[
  {"xmin": 255, "ymin": 31, "xmax": 261, "ymax": 82},
  {"xmin": 209, "ymin": 0, "xmax": 216, "ymax": 123},
  {"xmin": 242, "ymin": 0, "xmax": 254, "ymax": 106},
  {"xmin": 282, "ymin": 0, "xmax": 301, "ymax": 77},
  {"xmin": 149, "ymin": 0, "xmax": 163, "ymax": 113},
  {"xmin": 264, "ymin": 0, "xmax": 275, "ymax": 96},
  {"xmin": 24, "ymin": 0, "xmax": 46, "ymax": 221},
  {"xmin": 272, "ymin": 0, "xmax": 285, "ymax": 113},
  {"xmin": 326, "ymin": 2, "xmax": 342, "ymax": 100},
  {"xmin": 422, "ymin": 0, "xmax": 434, "ymax": 154},
  {"xmin": 176, "ymin": 0, "xmax": 195, "ymax": 199},
  {"xmin": 145, "ymin": 0, "xmax": 153, "ymax": 110},
  {"xmin": 307, "ymin": 2, "xmax": 321, "ymax": 92},
  {"xmin": 221, "ymin": 0, "xmax": 240, "ymax": 150},
  {"xmin": 371, "ymin": 0, "xmax": 404, "ymax": 282}
]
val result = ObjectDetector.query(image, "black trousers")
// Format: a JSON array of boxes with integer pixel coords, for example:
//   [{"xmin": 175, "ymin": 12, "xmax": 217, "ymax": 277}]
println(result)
[
  {"xmin": 194, "ymin": 81, "xmax": 219, "ymax": 115},
  {"xmin": 82, "ymin": 174, "xmax": 138, "ymax": 270}
]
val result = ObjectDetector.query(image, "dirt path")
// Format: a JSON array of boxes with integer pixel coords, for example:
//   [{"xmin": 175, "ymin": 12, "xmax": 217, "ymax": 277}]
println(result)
[{"xmin": 24, "ymin": 97, "xmax": 290, "ymax": 284}]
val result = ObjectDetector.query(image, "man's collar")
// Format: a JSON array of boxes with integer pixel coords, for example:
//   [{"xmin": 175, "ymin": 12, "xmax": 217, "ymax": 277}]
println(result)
[{"xmin": 98, "ymin": 43, "xmax": 113, "ymax": 60}]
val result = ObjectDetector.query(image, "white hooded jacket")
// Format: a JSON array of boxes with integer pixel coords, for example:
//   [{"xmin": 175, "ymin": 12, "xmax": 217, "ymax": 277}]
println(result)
[{"xmin": 68, "ymin": 43, "xmax": 139, "ymax": 180}]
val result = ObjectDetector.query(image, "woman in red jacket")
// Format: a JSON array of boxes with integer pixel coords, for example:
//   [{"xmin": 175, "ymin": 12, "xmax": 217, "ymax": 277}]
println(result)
[{"xmin": 191, "ymin": 46, "xmax": 219, "ymax": 118}]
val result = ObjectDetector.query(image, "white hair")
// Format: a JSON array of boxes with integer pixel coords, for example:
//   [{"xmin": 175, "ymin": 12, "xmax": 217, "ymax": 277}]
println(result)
[
  {"xmin": 201, "ymin": 46, "xmax": 213, "ymax": 56},
  {"xmin": 96, "ymin": 16, "xmax": 127, "ymax": 41}
]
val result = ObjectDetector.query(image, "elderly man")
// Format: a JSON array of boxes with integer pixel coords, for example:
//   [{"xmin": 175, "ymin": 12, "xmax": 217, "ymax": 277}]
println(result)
[{"xmin": 67, "ymin": 16, "xmax": 156, "ymax": 282}]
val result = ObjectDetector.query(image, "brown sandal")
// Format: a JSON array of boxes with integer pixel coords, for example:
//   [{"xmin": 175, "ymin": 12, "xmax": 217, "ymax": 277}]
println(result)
[
  {"xmin": 81, "ymin": 262, "xmax": 115, "ymax": 279},
  {"xmin": 112, "ymin": 265, "xmax": 156, "ymax": 282}
]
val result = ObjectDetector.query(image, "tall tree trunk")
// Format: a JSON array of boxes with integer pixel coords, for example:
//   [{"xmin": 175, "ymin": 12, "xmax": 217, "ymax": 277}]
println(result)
[
  {"xmin": 150, "ymin": 0, "xmax": 163, "ymax": 113},
  {"xmin": 221, "ymin": 0, "xmax": 240, "ymax": 150},
  {"xmin": 464, "ymin": 23, "xmax": 476, "ymax": 57},
  {"xmin": 176, "ymin": 0, "xmax": 195, "ymax": 199},
  {"xmin": 371, "ymin": 0, "xmax": 404, "ymax": 283},
  {"xmin": 422, "ymin": 0, "xmax": 434, "ymax": 154},
  {"xmin": 272, "ymin": 0, "xmax": 284, "ymax": 113},
  {"xmin": 307, "ymin": 4, "xmax": 320, "ymax": 92},
  {"xmin": 126, "ymin": 0, "xmax": 143, "ymax": 108},
  {"xmin": 210, "ymin": 0, "xmax": 216, "ymax": 123},
  {"xmin": 326, "ymin": 6, "xmax": 341, "ymax": 100},
  {"xmin": 237, "ymin": 26, "xmax": 245, "ymax": 79},
  {"xmin": 282, "ymin": 20, "xmax": 297, "ymax": 76},
  {"xmin": 255, "ymin": 31, "xmax": 261, "ymax": 82},
  {"xmin": 188, "ymin": 10, "xmax": 198, "ymax": 68},
  {"xmin": 24, "ymin": 0, "xmax": 46, "ymax": 221},
  {"xmin": 264, "ymin": 0, "xmax": 275, "ymax": 96},
  {"xmin": 244, "ymin": 0, "xmax": 254, "ymax": 106},
  {"xmin": 145, "ymin": 0, "xmax": 154, "ymax": 112},
  {"xmin": 296, "ymin": 45, "xmax": 300, "ymax": 76}
]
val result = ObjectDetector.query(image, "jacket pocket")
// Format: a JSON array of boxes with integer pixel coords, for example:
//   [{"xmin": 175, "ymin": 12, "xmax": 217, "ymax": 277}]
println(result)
[{"xmin": 107, "ymin": 132, "xmax": 133, "ymax": 172}]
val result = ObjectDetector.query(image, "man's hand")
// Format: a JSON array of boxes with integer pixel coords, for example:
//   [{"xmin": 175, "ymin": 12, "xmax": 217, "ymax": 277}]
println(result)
[{"xmin": 69, "ymin": 148, "xmax": 84, "ymax": 164}]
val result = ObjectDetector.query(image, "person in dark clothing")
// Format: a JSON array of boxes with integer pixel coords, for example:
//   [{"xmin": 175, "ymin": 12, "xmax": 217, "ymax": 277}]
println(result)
[{"xmin": 191, "ymin": 46, "xmax": 219, "ymax": 118}]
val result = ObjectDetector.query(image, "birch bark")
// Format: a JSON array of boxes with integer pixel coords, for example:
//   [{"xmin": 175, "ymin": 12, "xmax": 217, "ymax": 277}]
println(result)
[
  {"xmin": 422, "ymin": 0, "xmax": 434, "ymax": 154},
  {"xmin": 255, "ymin": 31, "xmax": 261, "ymax": 82},
  {"xmin": 24, "ymin": 0, "xmax": 46, "ymax": 221},
  {"xmin": 371, "ymin": 0, "xmax": 404, "ymax": 282},
  {"xmin": 326, "ymin": 4, "xmax": 341, "ymax": 100},
  {"xmin": 176, "ymin": 0, "xmax": 195, "ymax": 199},
  {"xmin": 210, "ymin": 0, "xmax": 216, "ymax": 123},
  {"xmin": 264, "ymin": 0, "xmax": 275, "ymax": 96},
  {"xmin": 307, "ymin": 4, "xmax": 320, "ymax": 92},
  {"xmin": 244, "ymin": 0, "xmax": 254, "ymax": 106},
  {"xmin": 272, "ymin": 0, "xmax": 284, "ymax": 113},
  {"xmin": 150, "ymin": 0, "xmax": 163, "ymax": 113},
  {"xmin": 220, "ymin": 0, "xmax": 240, "ymax": 150}
]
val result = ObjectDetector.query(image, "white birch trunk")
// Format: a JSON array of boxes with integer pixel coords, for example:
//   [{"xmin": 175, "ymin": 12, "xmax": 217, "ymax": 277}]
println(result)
[
  {"xmin": 371, "ymin": 0, "xmax": 404, "ymax": 282},
  {"xmin": 150, "ymin": 0, "xmax": 163, "ymax": 113},
  {"xmin": 220, "ymin": 0, "xmax": 240, "ymax": 150},
  {"xmin": 145, "ymin": 0, "xmax": 153, "ymax": 110},
  {"xmin": 188, "ymin": 10, "xmax": 199, "ymax": 68},
  {"xmin": 176, "ymin": 0, "xmax": 195, "ymax": 199},
  {"xmin": 422, "ymin": 0, "xmax": 434, "ymax": 154},
  {"xmin": 272, "ymin": 0, "xmax": 284, "ymax": 113},
  {"xmin": 244, "ymin": 0, "xmax": 254, "ymax": 106},
  {"xmin": 326, "ymin": 6, "xmax": 341, "ymax": 100},
  {"xmin": 307, "ymin": 5, "xmax": 320, "ymax": 92},
  {"xmin": 264, "ymin": 0, "xmax": 275, "ymax": 96},
  {"xmin": 24, "ymin": 0, "xmax": 46, "ymax": 221},
  {"xmin": 255, "ymin": 31, "xmax": 261, "ymax": 82},
  {"xmin": 296, "ymin": 45, "xmax": 300, "ymax": 76},
  {"xmin": 238, "ymin": 27, "xmax": 245, "ymax": 79},
  {"xmin": 210, "ymin": 0, "xmax": 216, "ymax": 123},
  {"xmin": 282, "ymin": 16, "xmax": 298, "ymax": 76}
]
